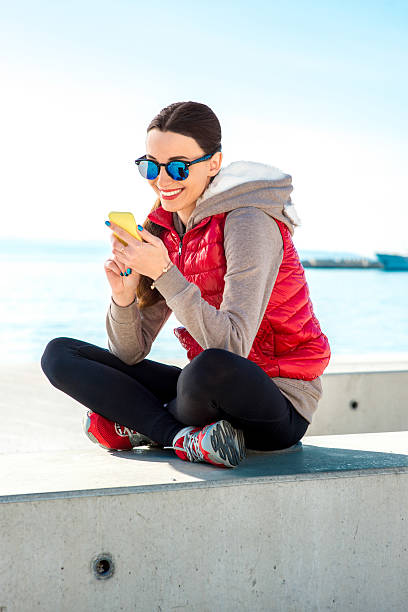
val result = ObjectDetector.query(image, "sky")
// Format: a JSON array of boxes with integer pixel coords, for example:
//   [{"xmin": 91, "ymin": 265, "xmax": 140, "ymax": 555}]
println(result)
[{"xmin": 1, "ymin": 0, "xmax": 407, "ymax": 256}]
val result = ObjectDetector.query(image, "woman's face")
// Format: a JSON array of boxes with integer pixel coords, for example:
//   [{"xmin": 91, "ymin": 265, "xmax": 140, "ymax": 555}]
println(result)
[{"xmin": 145, "ymin": 129, "xmax": 222, "ymax": 223}]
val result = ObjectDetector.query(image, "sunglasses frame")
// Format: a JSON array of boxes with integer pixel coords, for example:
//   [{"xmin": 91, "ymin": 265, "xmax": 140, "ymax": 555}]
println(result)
[{"xmin": 134, "ymin": 146, "xmax": 222, "ymax": 181}]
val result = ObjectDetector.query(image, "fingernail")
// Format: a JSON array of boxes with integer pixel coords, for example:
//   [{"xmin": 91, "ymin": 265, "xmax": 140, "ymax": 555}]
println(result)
[
  {"xmin": 120, "ymin": 272, "xmax": 124, "ymax": 276},
  {"xmin": 105, "ymin": 220, "xmax": 111, "ymax": 226},
  {"xmin": 126, "ymin": 268, "xmax": 132, "ymax": 275},
  {"xmin": 137, "ymin": 224, "xmax": 143, "ymax": 232}
]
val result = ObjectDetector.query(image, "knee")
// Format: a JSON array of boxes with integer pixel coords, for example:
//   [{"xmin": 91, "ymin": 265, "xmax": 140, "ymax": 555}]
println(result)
[
  {"xmin": 184, "ymin": 348, "xmax": 236, "ymax": 392},
  {"xmin": 40, "ymin": 337, "xmax": 74, "ymax": 384},
  {"xmin": 193, "ymin": 348, "xmax": 237, "ymax": 372}
]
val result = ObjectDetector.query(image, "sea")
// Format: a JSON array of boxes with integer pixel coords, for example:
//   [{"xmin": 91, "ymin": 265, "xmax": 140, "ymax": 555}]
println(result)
[{"xmin": 1, "ymin": 239, "xmax": 407, "ymax": 364}]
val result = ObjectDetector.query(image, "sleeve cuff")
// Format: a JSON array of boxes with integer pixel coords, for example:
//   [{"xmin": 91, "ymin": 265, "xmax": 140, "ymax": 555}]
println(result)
[
  {"xmin": 110, "ymin": 295, "xmax": 139, "ymax": 323},
  {"xmin": 153, "ymin": 264, "xmax": 190, "ymax": 301}
]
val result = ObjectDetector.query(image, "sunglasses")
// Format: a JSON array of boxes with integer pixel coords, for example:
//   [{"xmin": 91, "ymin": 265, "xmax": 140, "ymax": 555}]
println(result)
[{"xmin": 134, "ymin": 146, "xmax": 221, "ymax": 181}]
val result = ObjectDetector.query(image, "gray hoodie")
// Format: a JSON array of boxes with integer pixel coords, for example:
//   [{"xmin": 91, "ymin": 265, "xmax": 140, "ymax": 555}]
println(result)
[{"xmin": 106, "ymin": 160, "xmax": 324, "ymax": 424}]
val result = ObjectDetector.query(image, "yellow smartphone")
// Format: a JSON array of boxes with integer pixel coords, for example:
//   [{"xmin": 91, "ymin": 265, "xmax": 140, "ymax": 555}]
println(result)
[{"xmin": 108, "ymin": 211, "xmax": 143, "ymax": 245}]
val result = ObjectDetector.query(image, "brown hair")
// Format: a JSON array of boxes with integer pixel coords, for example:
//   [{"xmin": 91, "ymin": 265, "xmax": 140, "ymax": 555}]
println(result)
[{"xmin": 136, "ymin": 101, "xmax": 222, "ymax": 309}]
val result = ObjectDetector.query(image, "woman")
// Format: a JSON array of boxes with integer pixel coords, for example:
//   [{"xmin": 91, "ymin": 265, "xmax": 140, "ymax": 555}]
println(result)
[{"xmin": 41, "ymin": 100, "xmax": 330, "ymax": 469}]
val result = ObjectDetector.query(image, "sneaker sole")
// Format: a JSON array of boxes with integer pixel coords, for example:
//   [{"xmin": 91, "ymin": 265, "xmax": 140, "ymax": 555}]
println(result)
[
  {"xmin": 83, "ymin": 412, "xmax": 130, "ymax": 451},
  {"xmin": 209, "ymin": 420, "xmax": 246, "ymax": 468},
  {"xmin": 82, "ymin": 412, "xmax": 110, "ymax": 449}
]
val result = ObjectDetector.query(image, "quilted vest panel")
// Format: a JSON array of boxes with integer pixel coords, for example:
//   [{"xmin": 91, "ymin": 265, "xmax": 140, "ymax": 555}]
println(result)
[{"xmin": 148, "ymin": 206, "xmax": 330, "ymax": 380}]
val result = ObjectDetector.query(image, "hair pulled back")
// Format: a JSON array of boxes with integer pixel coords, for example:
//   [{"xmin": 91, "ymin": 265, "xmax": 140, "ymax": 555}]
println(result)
[{"xmin": 136, "ymin": 101, "xmax": 222, "ymax": 309}]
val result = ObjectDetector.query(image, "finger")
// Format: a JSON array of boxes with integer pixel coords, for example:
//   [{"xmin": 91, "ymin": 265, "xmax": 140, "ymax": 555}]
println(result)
[
  {"xmin": 112, "ymin": 253, "xmax": 134, "ymax": 277},
  {"xmin": 135, "ymin": 225, "xmax": 161, "ymax": 246},
  {"xmin": 112, "ymin": 248, "xmax": 130, "ymax": 264},
  {"xmin": 110, "ymin": 233, "xmax": 122, "ymax": 247},
  {"xmin": 105, "ymin": 220, "xmax": 132, "ymax": 243},
  {"xmin": 111, "ymin": 233, "xmax": 132, "ymax": 252},
  {"xmin": 115, "ymin": 260, "xmax": 132, "ymax": 276},
  {"xmin": 104, "ymin": 258, "xmax": 123, "ymax": 275},
  {"xmin": 110, "ymin": 255, "xmax": 127, "ymax": 275}
]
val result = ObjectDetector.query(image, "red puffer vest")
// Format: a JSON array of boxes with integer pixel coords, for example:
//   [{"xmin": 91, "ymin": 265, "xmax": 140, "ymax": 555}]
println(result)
[{"xmin": 148, "ymin": 205, "xmax": 330, "ymax": 381}]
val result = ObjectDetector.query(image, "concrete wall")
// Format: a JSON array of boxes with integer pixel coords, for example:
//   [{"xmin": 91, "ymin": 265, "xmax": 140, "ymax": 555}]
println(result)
[
  {"xmin": 306, "ymin": 370, "xmax": 408, "ymax": 436},
  {"xmin": 1, "ymin": 434, "xmax": 408, "ymax": 612},
  {"xmin": 168, "ymin": 357, "xmax": 408, "ymax": 438}
]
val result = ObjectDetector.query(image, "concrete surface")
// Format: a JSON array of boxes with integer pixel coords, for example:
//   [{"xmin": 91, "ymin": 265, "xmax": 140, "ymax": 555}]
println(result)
[
  {"xmin": 1, "ymin": 356, "xmax": 407, "ymax": 611},
  {"xmin": 1, "ymin": 432, "xmax": 407, "ymax": 612},
  {"xmin": 0, "ymin": 431, "xmax": 407, "ymax": 500}
]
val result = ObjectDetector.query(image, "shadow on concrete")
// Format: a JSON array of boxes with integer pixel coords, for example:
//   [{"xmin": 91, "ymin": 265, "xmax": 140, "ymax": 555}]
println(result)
[{"xmin": 105, "ymin": 441, "xmax": 408, "ymax": 483}]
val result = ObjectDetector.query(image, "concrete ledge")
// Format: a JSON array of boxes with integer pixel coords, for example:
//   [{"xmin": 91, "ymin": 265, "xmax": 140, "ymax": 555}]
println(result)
[
  {"xmin": 1, "ymin": 432, "xmax": 408, "ymax": 611},
  {"xmin": 307, "ymin": 369, "xmax": 408, "ymax": 435},
  {"xmin": 1, "ymin": 432, "xmax": 408, "ymax": 502}
]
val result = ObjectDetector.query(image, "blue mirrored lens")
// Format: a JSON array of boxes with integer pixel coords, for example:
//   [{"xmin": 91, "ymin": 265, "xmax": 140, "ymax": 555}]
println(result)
[
  {"xmin": 167, "ymin": 162, "xmax": 189, "ymax": 181},
  {"xmin": 137, "ymin": 160, "xmax": 159, "ymax": 180}
]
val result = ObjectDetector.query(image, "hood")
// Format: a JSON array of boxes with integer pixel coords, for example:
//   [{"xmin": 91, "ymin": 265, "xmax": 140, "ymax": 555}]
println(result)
[{"xmin": 184, "ymin": 160, "xmax": 301, "ymax": 236}]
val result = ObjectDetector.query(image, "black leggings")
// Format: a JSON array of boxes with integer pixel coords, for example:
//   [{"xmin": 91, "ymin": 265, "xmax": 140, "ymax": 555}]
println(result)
[{"xmin": 40, "ymin": 337, "xmax": 310, "ymax": 451}]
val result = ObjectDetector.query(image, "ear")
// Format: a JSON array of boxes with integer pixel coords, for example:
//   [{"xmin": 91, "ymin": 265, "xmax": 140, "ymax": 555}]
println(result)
[{"xmin": 209, "ymin": 151, "xmax": 223, "ymax": 177}]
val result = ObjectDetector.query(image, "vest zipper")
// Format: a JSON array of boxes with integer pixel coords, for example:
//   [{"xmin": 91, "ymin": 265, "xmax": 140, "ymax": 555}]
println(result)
[{"xmin": 178, "ymin": 235, "xmax": 184, "ymax": 266}]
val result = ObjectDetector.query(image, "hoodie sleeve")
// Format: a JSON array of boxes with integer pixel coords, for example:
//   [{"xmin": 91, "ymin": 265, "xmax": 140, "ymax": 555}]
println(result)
[
  {"xmin": 106, "ymin": 295, "xmax": 172, "ymax": 365},
  {"xmin": 153, "ymin": 207, "xmax": 284, "ymax": 357}
]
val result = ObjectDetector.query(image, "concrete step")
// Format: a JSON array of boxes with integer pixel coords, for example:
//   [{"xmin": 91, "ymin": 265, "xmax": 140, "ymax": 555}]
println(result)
[{"xmin": 1, "ymin": 432, "xmax": 407, "ymax": 611}]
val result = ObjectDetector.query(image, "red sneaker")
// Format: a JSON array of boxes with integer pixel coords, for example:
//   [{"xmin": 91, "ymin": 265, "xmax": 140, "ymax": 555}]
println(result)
[
  {"xmin": 83, "ymin": 410, "xmax": 158, "ymax": 450},
  {"xmin": 165, "ymin": 420, "xmax": 246, "ymax": 468}
]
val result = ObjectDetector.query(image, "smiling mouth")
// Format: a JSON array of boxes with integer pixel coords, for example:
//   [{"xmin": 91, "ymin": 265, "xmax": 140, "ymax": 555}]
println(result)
[{"xmin": 160, "ymin": 188, "xmax": 184, "ymax": 200}]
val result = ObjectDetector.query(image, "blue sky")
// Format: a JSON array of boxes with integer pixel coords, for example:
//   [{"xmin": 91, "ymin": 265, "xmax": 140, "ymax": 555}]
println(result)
[{"xmin": 1, "ymin": 0, "xmax": 407, "ymax": 255}]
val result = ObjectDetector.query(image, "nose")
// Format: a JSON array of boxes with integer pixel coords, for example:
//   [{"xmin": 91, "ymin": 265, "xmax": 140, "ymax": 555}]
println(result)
[{"xmin": 156, "ymin": 165, "xmax": 177, "ymax": 189}]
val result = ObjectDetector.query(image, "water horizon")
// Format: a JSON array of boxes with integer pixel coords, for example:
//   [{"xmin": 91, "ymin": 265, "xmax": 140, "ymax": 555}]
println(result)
[
  {"xmin": 0, "ymin": 236, "xmax": 384, "ymax": 261},
  {"xmin": 1, "ymin": 240, "xmax": 407, "ymax": 364}
]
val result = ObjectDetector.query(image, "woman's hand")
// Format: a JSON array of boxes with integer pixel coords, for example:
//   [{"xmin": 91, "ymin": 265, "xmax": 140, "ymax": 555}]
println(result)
[
  {"xmin": 104, "ymin": 220, "xmax": 172, "ymax": 302},
  {"xmin": 104, "ymin": 251, "xmax": 141, "ymax": 305}
]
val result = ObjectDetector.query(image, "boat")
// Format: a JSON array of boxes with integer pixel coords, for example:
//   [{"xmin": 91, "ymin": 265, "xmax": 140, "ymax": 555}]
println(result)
[{"xmin": 375, "ymin": 253, "xmax": 408, "ymax": 271}]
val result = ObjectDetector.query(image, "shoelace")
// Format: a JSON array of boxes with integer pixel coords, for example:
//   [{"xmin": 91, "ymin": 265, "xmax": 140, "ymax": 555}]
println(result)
[
  {"xmin": 114, "ymin": 423, "xmax": 137, "ymax": 437},
  {"xmin": 113, "ymin": 421, "xmax": 158, "ymax": 447},
  {"xmin": 164, "ymin": 429, "xmax": 204, "ymax": 462},
  {"xmin": 184, "ymin": 430, "xmax": 204, "ymax": 462}
]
